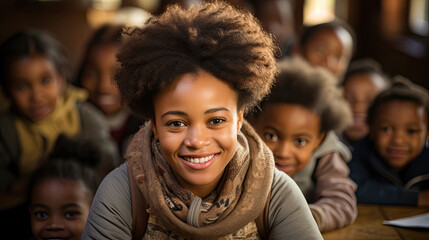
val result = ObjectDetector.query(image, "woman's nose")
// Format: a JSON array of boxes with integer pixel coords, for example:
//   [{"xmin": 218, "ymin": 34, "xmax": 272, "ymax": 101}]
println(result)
[{"xmin": 184, "ymin": 125, "xmax": 210, "ymax": 149}]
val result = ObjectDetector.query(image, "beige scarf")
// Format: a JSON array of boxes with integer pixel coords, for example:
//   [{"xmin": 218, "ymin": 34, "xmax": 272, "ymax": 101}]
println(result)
[
  {"xmin": 16, "ymin": 86, "xmax": 87, "ymax": 176},
  {"xmin": 127, "ymin": 120, "xmax": 274, "ymax": 239}
]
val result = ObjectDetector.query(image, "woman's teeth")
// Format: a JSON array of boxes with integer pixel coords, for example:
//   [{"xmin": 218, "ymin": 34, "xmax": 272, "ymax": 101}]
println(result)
[{"xmin": 183, "ymin": 154, "xmax": 214, "ymax": 163}]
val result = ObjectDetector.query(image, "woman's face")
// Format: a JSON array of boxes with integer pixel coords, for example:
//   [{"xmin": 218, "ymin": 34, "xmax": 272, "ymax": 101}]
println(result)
[
  {"xmin": 29, "ymin": 179, "xmax": 92, "ymax": 240},
  {"xmin": 6, "ymin": 55, "xmax": 64, "ymax": 122},
  {"xmin": 151, "ymin": 70, "xmax": 243, "ymax": 197},
  {"xmin": 80, "ymin": 44, "xmax": 122, "ymax": 115}
]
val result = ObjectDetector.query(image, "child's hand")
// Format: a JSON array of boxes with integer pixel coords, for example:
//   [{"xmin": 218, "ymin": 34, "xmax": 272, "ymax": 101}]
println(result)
[{"xmin": 418, "ymin": 190, "xmax": 429, "ymax": 206}]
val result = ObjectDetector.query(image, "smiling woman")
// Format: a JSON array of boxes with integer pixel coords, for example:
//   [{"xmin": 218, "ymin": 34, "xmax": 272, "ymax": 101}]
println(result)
[{"xmin": 82, "ymin": 1, "xmax": 323, "ymax": 239}]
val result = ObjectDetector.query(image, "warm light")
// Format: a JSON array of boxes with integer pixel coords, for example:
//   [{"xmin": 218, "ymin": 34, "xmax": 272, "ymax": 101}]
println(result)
[
  {"xmin": 304, "ymin": 0, "xmax": 336, "ymax": 25},
  {"xmin": 90, "ymin": 0, "xmax": 122, "ymax": 11},
  {"xmin": 409, "ymin": 0, "xmax": 428, "ymax": 36},
  {"xmin": 87, "ymin": 6, "xmax": 151, "ymax": 29}
]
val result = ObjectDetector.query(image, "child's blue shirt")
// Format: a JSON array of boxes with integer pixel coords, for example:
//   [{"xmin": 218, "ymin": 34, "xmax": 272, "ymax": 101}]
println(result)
[{"xmin": 349, "ymin": 136, "xmax": 429, "ymax": 206}]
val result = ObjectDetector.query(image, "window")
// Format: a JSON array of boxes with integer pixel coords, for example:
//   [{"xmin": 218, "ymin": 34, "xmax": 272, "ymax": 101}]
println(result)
[{"xmin": 409, "ymin": 0, "xmax": 428, "ymax": 36}]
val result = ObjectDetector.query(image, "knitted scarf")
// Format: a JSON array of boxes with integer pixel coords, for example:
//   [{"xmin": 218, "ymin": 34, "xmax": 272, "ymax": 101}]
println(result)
[{"xmin": 127, "ymin": 121, "xmax": 274, "ymax": 239}]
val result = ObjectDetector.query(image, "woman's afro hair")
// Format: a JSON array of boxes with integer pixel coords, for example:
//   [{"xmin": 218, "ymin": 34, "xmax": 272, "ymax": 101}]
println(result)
[
  {"xmin": 367, "ymin": 76, "xmax": 429, "ymax": 126},
  {"xmin": 115, "ymin": 0, "xmax": 279, "ymax": 119},
  {"xmin": 259, "ymin": 56, "xmax": 353, "ymax": 132}
]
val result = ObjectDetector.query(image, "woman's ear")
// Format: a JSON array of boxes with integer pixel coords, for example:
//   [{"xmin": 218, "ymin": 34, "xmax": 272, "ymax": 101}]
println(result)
[
  {"xmin": 151, "ymin": 120, "xmax": 159, "ymax": 140},
  {"xmin": 237, "ymin": 107, "xmax": 245, "ymax": 132}
]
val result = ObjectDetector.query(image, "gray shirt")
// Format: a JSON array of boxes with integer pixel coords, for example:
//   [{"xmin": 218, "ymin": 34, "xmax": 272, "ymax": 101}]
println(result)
[{"xmin": 82, "ymin": 163, "xmax": 323, "ymax": 239}]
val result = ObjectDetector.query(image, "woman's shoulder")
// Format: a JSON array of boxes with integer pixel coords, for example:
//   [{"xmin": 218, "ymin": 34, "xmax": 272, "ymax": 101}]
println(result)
[
  {"xmin": 271, "ymin": 168, "xmax": 305, "ymax": 202},
  {"xmin": 98, "ymin": 162, "xmax": 129, "ymax": 191}
]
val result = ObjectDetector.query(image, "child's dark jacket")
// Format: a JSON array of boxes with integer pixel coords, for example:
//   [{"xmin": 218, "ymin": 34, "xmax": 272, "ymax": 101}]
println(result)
[{"xmin": 349, "ymin": 136, "xmax": 429, "ymax": 206}]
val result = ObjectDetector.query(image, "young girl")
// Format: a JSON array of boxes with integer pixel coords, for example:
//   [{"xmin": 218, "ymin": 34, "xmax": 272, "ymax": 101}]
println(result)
[
  {"xmin": 341, "ymin": 58, "xmax": 391, "ymax": 150},
  {"xmin": 28, "ymin": 158, "xmax": 98, "ymax": 240},
  {"xmin": 292, "ymin": 20, "xmax": 355, "ymax": 81},
  {"xmin": 249, "ymin": 57, "xmax": 357, "ymax": 232},
  {"xmin": 0, "ymin": 29, "xmax": 119, "ymax": 207},
  {"xmin": 76, "ymin": 24, "xmax": 146, "ymax": 155},
  {"xmin": 349, "ymin": 78, "xmax": 429, "ymax": 206},
  {"xmin": 82, "ymin": 2, "xmax": 322, "ymax": 239}
]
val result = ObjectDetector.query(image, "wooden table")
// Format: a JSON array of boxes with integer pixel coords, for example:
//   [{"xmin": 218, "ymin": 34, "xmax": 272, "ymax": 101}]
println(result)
[{"xmin": 322, "ymin": 205, "xmax": 429, "ymax": 240}]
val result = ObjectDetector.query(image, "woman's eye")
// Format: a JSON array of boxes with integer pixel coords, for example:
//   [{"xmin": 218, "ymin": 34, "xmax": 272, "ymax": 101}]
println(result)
[
  {"xmin": 295, "ymin": 138, "xmax": 308, "ymax": 147},
  {"xmin": 264, "ymin": 132, "xmax": 278, "ymax": 142},
  {"xmin": 34, "ymin": 211, "xmax": 48, "ymax": 220},
  {"xmin": 167, "ymin": 120, "xmax": 185, "ymax": 128},
  {"xmin": 208, "ymin": 118, "xmax": 225, "ymax": 125}
]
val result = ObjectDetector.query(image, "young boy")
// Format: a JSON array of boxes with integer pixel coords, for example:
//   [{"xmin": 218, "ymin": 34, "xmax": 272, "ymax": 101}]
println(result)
[
  {"xmin": 292, "ymin": 20, "xmax": 355, "ymax": 82},
  {"xmin": 349, "ymin": 77, "xmax": 429, "ymax": 206},
  {"xmin": 340, "ymin": 58, "xmax": 391, "ymax": 150},
  {"xmin": 249, "ymin": 57, "xmax": 357, "ymax": 232}
]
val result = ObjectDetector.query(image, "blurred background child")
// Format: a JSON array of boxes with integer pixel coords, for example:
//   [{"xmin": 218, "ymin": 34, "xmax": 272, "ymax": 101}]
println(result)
[
  {"xmin": 75, "ymin": 24, "xmax": 146, "ymax": 156},
  {"xmin": 349, "ymin": 78, "xmax": 429, "ymax": 206},
  {"xmin": 292, "ymin": 19, "xmax": 355, "ymax": 82},
  {"xmin": 28, "ymin": 158, "xmax": 98, "ymax": 240},
  {"xmin": 340, "ymin": 58, "xmax": 391, "ymax": 150},
  {"xmin": 0, "ymin": 29, "xmax": 119, "ymax": 234},
  {"xmin": 248, "ymin": 57, "xmax": 357, "ymax": 232}
]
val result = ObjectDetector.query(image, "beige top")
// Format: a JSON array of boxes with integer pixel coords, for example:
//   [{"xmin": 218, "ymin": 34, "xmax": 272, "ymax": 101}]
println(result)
[{"xmin": 82, "ymin": 163, "xmax": 323, "ymax": 239}]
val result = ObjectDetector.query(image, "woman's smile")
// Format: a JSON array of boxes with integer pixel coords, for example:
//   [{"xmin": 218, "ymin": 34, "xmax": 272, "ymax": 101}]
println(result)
[{"xmin": 180, "ymin": 153, "xmax": 219, "ymax": 170}]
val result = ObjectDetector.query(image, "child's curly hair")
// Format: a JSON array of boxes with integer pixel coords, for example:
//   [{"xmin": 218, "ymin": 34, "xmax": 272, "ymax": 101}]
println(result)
[
  {"xmin": 300, "ymin": 19, "xmax": 356, "ymax": 55},
  {"xmin": 342, "ymin": 58, "xmax": 390, "ymax": 86},
  {"xmin": 367, "ymin": 76, "xmax": 429, "ymax": 126},
  {"xmin": 114, "ymin": 1, "xmax": 278, "ymax": 119},
  {"xmin": 258, "ymin": 57, "xmax": 352, "ymax": 133},
  {"xmin": 75, "ymin": 24, "xmax": 124, "ymax": 86}
]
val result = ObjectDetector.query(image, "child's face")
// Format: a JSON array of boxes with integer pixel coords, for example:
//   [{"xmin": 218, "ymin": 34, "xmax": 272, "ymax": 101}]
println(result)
[
  {"xmin": 151, "ymin": 70, "xmax": 244, "ymax": 196},
  {"xmin": 370, "ymin": 100, "xmax": 428, "ymax": 171},
  {"xmin": 80, "ymin": 44, "xmax": 121, "ymax": 115},
  {"xmin": 343, "ymin": 73, "xmax": 388, "ymax": 142},
  {"xmin": 29, "ymin": 179, "xmax": 92, "ymax": 240},
  {"xmin": 6, "ymin": 55, "xmax": 64, "ymax": 122},
  {"xmin": 251, "ymin": 103, "xmax": 324, "ymax": 177},
  {"xmin": 301, "ymin": 28, "xmax": 353, "ymax": 79}
]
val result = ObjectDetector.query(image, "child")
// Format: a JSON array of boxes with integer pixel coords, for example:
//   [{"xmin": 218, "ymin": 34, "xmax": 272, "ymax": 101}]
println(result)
[
  {"xmin": 82, "ymin": 2, "xmax": 322, "ymax": 239},
  {"xmin": 349, "ymin": 78, "xmax": 429, "ymax": 206},
  {"xmin": 28, "ymin": 158, "xmax": 98, "ymax": 240},
  {"xmin": 292, "ymin": 19, "xmax": 355, "ymax": 81},
  {"xmin": 76, "ymin": 24, "xmax": 146, "ymax": 155},
  {"xmin": 340, "ymin": 58, "xmax": 391, "ymax": 150},
  {"xmin": 249, "ymin": 57, "xmax": 357, "ymax": 232},
  {"xmin": 0, "ymin": 29, "xmax": 119, "ymax": 202},
  {"xmin": 254, "ymin": 0, "xmax": 296, "ymax": 58}
]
